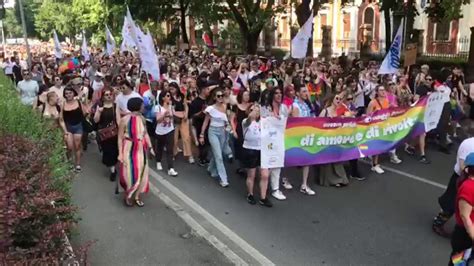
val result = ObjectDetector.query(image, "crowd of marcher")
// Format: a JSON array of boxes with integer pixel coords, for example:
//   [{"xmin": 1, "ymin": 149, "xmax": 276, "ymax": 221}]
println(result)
[{"xmin": 4, "ymin": 45, "xmax": 474, "ymax": 264}]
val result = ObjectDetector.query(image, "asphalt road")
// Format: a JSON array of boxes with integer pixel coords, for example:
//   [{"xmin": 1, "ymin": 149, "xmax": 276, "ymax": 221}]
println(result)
[
  {"xmin": 73, "ymin": 136, "xmax": 459, "ymax": 266},
  {"xmin": 71, "ymin": 147, "xmax": 232, "ymax": 266}
]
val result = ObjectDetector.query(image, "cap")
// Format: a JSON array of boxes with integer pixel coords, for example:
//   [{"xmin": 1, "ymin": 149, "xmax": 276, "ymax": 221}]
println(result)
[
  {"xmin": 465, "ymin": 153, "xmax": 474, "ymax": 168},
  {"xmin": 95, "ymin": 71, "xmax": 104, "ymax": 77}
]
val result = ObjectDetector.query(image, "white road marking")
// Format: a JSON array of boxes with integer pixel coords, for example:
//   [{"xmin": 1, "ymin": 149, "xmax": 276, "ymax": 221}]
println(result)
[
  {"xmin": 149, "ymin": 169, "xmax": 275, "ymax": 266},
  {"xmin": 149, "ymin": 183, "xmax": 248, "ymax": 266},
  {"xmin": 361, "ymin": 161, "xmax": 447, "ymax": 189}
]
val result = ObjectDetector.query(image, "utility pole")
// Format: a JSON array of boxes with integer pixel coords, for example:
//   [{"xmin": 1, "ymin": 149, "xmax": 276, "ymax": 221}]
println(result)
[{"xmin": 18, "ymin": 0, "xmax": 31, "ymax": 69}]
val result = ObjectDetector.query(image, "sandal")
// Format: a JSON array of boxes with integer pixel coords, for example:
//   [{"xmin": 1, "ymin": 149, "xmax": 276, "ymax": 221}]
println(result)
[
  {"xmin": 135, "ymin": 199, "xmax": 145, "ymax": 207},
  {"xmin": 124, "ymin": 198, "xmax": 133, "ymax": 207}
]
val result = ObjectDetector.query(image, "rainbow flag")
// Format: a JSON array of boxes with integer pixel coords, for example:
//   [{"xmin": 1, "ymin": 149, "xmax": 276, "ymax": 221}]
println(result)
[{"xmin": 284, "ymin": 98, "xmax": 428, "ymax": 166}]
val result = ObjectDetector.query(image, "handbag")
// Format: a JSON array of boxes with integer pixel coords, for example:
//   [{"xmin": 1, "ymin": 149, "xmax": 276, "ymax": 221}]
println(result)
[{"xmin": 98, "ymin": 122, "xmax": 118, "ymax": 141}]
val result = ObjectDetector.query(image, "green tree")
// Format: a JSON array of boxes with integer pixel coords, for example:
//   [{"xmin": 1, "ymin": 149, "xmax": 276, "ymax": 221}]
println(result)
[
  {"xmin": 14, "ymin": 0, "xmax": 41, "ymax": 37},
  {"xmin": 4, "ymin": 9, "xmax": 22, "ymax": 38},
  {"xmin": 226, "ymin": 0, "xmax": 284, "ymax": 54}
]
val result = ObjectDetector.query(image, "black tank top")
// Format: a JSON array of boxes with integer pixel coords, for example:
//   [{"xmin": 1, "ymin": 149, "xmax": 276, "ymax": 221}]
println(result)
[{"xmin": 63, "ymin": 101, "xmax": 84, "ymax": 125}]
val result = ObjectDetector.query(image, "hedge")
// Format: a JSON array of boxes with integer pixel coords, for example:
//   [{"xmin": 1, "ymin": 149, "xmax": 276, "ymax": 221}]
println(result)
[{"xmin": 0, "ymin": 73, "xmax": 80, "ymax": 263}]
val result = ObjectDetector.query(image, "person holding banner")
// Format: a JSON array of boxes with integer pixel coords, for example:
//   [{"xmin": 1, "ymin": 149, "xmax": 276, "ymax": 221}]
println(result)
[
  {"xmin": 316, "ymin": 94, "xmax": 350, "ymax": 187},
  {"xmin": 261, "ymin": 87, "xmax": 290, "ymax": 201},
  {"xmin": 367, "ymin": 85, "xmax": 402, "ymax": 174},
  {"xmin": 290, "ymin": 85, "xmax": 317, "ymax": 194},
  {"xmin": 242, "ymin": 104, "xmax": 272, "ymax": 207}
]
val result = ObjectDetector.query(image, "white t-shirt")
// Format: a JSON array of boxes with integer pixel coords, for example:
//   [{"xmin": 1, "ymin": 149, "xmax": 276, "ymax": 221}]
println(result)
[
  {"xmin": 115, "ymin": 91, "xmax": 142, "ymax": 113},
  {"xmin": 3, "ymin": 61, "xmax": 14, "ymax": 75},
  {"xmin": 260, "ymin": 104, "xmax": 289, "ymax": 119},
  {"xmin": 205, "ymin": 105, "xmax": 228, "ymax": 127},
  {"xmin": 17, "ymin": 79, "xmax": 39, "ymax": 106},
  {"xmin": 155, "ymin": 105, "xmax": 174, "ymax": 135},
  {"xmin": 454, "ymin": 138, "xmax": 474, "ymax": 175},
  {"xmin": 238, "ymin": 72, "xmax": 250, "ymax": 88},
  {"xmin": 242, "ymin": 119, "xmax": 261, "ymax": 150}
]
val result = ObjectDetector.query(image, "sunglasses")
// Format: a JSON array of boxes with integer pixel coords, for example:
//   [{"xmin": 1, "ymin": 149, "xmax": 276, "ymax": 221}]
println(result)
[
  {"xmin": 216, "ymin": 94, "xmax": 224, "ymax": 98},
  {"xmin": 347, "ymin": 98, "xmax": 353, "ymax": 100},
  {"xmin": 104, "ymin": 93, "xmax": 112, "ymax": 96}
]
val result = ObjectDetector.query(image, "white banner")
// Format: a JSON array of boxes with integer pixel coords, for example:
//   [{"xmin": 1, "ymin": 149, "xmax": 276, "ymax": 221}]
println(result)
[
  {"xmin": 291, "ymin": 14, "xmax": 314, "ymax": 59},
  {"xmin": 378, "ymin": 21, "xmax": 403, "ymax": 75},
  {"xmin": 105, "ymin": 25, "xmax": 116, "ymax": 56},
  {"xmin": 424, "ymin": 86, "xmax": 451, "ymax": 131},
  {"xmin": 261, "ymin": 117, "xmax": 286, "ymax": 169},
  {"xmin": 53, "ymin": 30, "xmax": 62, "ymax": 59}
]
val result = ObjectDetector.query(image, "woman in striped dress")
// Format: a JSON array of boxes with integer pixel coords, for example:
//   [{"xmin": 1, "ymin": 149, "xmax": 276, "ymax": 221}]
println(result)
[{"xmin": 118, "ymin": 98, "xmax": 155, "ymax": 207}]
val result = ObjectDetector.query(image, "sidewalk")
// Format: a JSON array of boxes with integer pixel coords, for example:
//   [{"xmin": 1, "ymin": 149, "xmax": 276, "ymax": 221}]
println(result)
[{"xmin": 71, "ymin": 146, "xmax": 231, "ymax": 266}]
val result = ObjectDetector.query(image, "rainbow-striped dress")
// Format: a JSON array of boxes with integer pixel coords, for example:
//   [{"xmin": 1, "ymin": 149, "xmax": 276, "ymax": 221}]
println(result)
[{"xmin": 120, "ymin": 115, "xmax": 150, "ymax": 199}]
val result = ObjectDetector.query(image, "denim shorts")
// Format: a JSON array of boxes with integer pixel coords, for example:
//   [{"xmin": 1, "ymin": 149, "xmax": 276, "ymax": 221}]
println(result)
[{"xmin": 66, "ymin": 122, "xmax": 84, "ymax": 135}]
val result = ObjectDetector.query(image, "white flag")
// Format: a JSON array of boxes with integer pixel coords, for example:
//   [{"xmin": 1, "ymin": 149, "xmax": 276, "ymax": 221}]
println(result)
[
  {"xmin": 120, "ymin": 7, "xmax": 138, "ymax": 52},
  {"xmin": 137, "ymin": 29, "xmax": 160, "ymax": 80},
  {"xmin": 53, "ymin": 30, "xmax": 62, "ymax": 59},
  {"xmin": 81, "ymin": 34, "xmax": 90, "ymax": 62},
  {"xmin": 105, "ymin": 25, "xmax": 116, "ymax": 56},
  {"xmin": 291, "ymin": 13, "xmax": 314, "ymax": 59},
  {"xmin": 378, "ymin": 21, "xmax": 403, "ymax": 75}
]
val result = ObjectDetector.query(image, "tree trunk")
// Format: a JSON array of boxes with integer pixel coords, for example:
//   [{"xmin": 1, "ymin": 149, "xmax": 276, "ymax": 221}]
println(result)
[
  {"xmin": 245, "ymin": 31, "xmax": 259, "ymax": 55},
  {"xmin": 384, "ymin": 9, "xmax": 391, "ymax": 53},
  {"xmin": 179, "ymin": 6, "xmax": 189, "ymax": 44}
]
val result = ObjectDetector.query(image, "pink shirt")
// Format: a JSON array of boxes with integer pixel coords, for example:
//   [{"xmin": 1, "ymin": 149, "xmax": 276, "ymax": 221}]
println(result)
[{"xmin": 387, "ymin": 92, "xmax": 398, "ymax": 107}]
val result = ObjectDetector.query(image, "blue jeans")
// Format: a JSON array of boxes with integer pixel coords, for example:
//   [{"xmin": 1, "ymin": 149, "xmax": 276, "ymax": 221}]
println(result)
[{"xmin": 207, "ymin": 126, "xmax": 228, "ymax": 184}]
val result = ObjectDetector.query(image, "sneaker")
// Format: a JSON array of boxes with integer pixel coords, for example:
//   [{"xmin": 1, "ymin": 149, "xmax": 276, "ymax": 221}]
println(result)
[
  {"xmin": 75, "ymin": 165, "xmax": 82, "ymax": 172},
  {"xmin": 227, "ymin": 154, "xmax": 234, "ymax": 163},
  {"xmin": 432, "ymin": 223, "xmax": 451, "ymax": 238},
  {"xmin": 188, "ymin": 157, "xmax": 195, "ymax": 164},
  {"xmin": 282, "ymin": 178, "xmax": 293, "ymax": 190},
  {"xmin": 300, "ymin": 185, "xmax": 316, "ymax": 196},
  {"xmin": 404, "ymin": 146, "xmax": 415, "ymax": 156},
  {"xmin": 220, "ymin": 181, "xmax": 229, "ymax": 188},
  {"xmin": 390, "ymin": 154, "xmax": 402, "ymax": 164},
  {"xmin": 419, "ymin": 155, "xmax": 431, "ymax": 164},
  {"xmin": 271, "ymin": 190, "xmax": 286, "ymax": 201},
  {"xmin": 259, "ymin": 198, "xmax": 273, "ymax": 208},
  {"xmin": 247, "ymin": 194, "xmax": 257, "ymax": 205},
  {"xmin": 371, "ymin": 165, "xmax": 385, "ymax": 174},
  {"xmin": 168, "ymin": 168, "xmax": 178, "ymax": 177},
  {"xmin": 177, "ymin": 147, "xmax": 183, "ymax": 153},
  {"xmin": 156, "ymin": 162, "xmax": 163, "ymax": 170},
  {"xmin": 351, "ymin": 176, "xmax": 366, "ymax": 181},
  {"xmin": 198, "ymin": 159, "xmax": 208, "ymax": 167}
]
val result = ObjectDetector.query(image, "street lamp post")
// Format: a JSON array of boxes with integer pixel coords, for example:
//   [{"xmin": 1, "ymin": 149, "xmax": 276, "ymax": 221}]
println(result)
[{"xmin": 18, "ymin": 0, "xmax": 31, "ymax": 69}]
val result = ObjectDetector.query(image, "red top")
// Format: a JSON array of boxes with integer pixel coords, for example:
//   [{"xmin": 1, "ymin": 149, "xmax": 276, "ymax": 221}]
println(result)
[
  {"xmin": 138, "ymin": 83, "xmax": 150, "ymax": 96},
  {"xmin": 336, "ymin": 104, "xmax": 350, "ymax": 117},
  {"xmin": 455, "ymin": 178, "xmax": 474, "ymax": 226}
]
